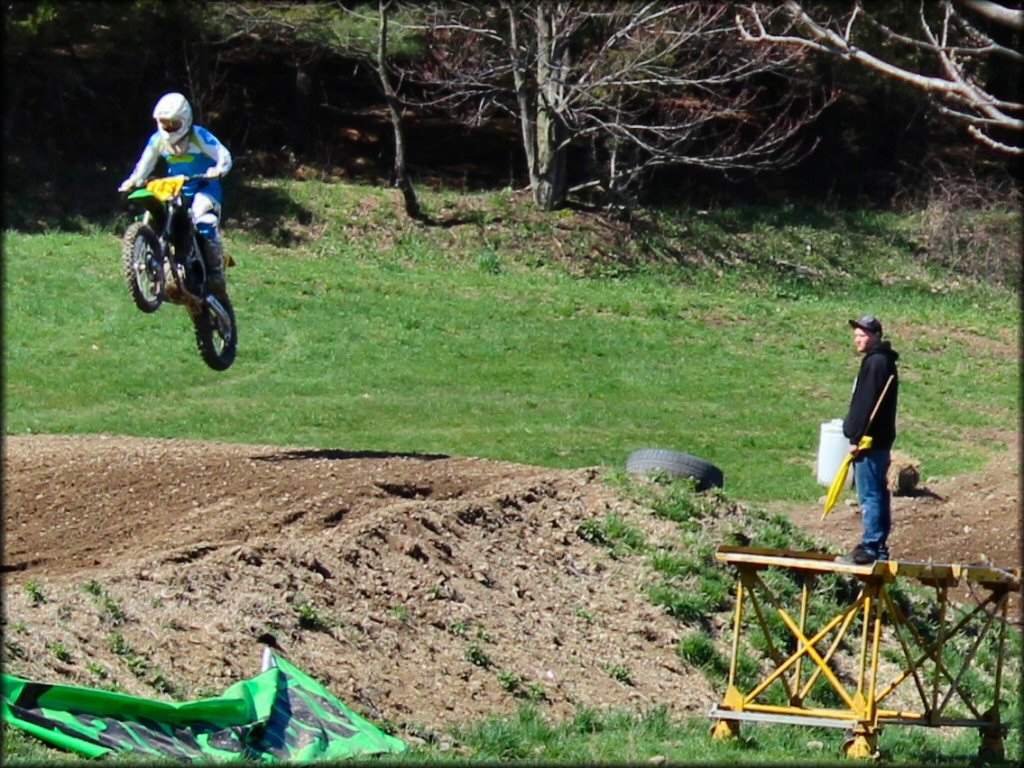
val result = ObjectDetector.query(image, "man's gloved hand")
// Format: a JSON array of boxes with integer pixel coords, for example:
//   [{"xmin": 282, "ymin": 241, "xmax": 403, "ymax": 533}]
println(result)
[
  {"xmin": 118, "ymin": 179, "xmax": 138, "ymax": 193},
  {"xmin": 204, "ymin": 168, "xmax": 221, "ymax": 180}
]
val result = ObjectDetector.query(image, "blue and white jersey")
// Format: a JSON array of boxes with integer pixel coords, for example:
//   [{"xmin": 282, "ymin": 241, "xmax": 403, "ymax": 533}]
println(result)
[{"xmin": 126, "ymin": 125, "xmax": 232, "ymax": 201}]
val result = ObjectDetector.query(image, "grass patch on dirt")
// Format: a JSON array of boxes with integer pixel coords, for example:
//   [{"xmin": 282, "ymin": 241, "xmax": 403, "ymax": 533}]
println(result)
[
  {"xmin": 406, "ymin": 700, "xmax": 1021, "ymax": 765},
  {"xmin": 409, "ymin": 477, "xmax": 1021, "ymax": 766},
  {"xmin": 382, "ymin": 474, "xmax": 1020, "ymax": 765}
]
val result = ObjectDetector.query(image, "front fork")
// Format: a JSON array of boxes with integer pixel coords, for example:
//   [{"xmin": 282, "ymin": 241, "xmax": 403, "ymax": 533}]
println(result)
[{"xmin": 168, "ymin": 206, "xmax": 208, "ymax": 302}]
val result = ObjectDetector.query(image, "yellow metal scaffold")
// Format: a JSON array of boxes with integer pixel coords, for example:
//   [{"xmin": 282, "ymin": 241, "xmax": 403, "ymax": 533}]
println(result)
[{"xmin": 709, "ymin": 546, "xmax": 1020, "ymax": 760}]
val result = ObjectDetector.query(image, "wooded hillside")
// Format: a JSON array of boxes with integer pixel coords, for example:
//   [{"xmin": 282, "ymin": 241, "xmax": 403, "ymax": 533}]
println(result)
[{"xmin": 4, "ymin": 1, "xmax": 1019, "ymax": 229}]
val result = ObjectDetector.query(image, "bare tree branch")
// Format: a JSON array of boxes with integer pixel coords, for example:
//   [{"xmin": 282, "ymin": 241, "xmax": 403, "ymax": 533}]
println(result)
[
  {"xmin": 959, "ymin": 0, "xmax": 1024, "ymax": 30},
  {"xmin": 402, "ymin": 1, "xmax": 828, "ymax": 210},
  {"xmin": 737, "ymin": 1, "xmax": 1024, "ymax": 155}
]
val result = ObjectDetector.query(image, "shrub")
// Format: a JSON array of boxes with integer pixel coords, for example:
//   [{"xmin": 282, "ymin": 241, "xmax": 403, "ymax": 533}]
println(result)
[{"xmin": 911, "ymin": 176, "xmax": 1021, "ymax": 287}]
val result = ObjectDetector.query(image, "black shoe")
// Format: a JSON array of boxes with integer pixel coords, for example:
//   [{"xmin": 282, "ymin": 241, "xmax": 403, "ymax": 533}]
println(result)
[{"xmin": 836, "ymin": 545, "xmax": 875, "ymax": 565}]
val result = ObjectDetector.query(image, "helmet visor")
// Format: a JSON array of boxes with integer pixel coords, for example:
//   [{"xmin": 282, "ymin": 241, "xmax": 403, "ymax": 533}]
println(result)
[{"xmin": 158, "ymin": 118, "xmax": 183, "ymax": 132}]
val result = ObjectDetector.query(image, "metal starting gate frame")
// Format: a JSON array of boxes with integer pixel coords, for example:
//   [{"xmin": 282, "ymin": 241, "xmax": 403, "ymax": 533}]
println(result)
[{"xmin": 709, "ymin": 546, "xmax": 1021, "ymax": 760}]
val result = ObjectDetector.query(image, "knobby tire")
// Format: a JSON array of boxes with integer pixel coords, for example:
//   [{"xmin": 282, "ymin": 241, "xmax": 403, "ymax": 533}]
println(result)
[
  {"xmin": 122, "ymin": 221, "xmax": 163, "ymax": 313},
  {"xmin": 194, "ymin": 294, "xmax": 237, "ymax": 371}
]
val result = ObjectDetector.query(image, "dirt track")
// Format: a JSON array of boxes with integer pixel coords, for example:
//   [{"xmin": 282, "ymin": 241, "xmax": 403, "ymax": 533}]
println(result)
[{"xmin": 2, "ymin": 434, "xmax": 1019, "ymax": 740}]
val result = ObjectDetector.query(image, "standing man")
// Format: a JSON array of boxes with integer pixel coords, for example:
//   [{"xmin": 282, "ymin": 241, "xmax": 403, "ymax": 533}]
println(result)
[{"xmin": 837, "ymin": 315, "xmax": 900, "ymax": 565}]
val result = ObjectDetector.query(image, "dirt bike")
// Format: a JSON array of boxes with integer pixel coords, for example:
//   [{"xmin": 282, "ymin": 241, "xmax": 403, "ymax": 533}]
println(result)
[{"xmin": 122, "ymin": 175, "xmax": 237, "ymax": 371}]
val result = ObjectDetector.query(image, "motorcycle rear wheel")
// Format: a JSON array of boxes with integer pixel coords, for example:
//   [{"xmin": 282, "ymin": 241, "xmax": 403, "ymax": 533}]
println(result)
[
  {"xmin": 194, "ymin": 293, "xmax": 237, "ymax": 371},
  {"xmin": 123, "ymin": 222, "xmax": 163, "ymax": 313}
]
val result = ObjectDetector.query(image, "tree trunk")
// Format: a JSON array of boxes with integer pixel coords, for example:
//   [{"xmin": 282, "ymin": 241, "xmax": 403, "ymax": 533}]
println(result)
[
  {"xmin": 378, "ymin": 0, "xmax": 423, "ymax": 221},
  {"xmin": 532, "ymin": 3, "xmax": 569, "ymax": 210},
  {"xmin": 505, "ymin": 3, "xmax": 538, "ymax": 188},
  {"xmin": 505, "ymin": 1, "xmax": 569, "ymax": 211}
]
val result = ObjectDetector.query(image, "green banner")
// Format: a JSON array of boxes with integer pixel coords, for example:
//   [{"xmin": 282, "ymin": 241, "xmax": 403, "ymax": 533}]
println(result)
[{"xmin": 2, "ymin": 650, "xmax": 407, "ymax": 762}]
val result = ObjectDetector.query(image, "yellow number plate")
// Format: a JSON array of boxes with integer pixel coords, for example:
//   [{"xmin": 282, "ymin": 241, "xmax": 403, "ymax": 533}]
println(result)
[{"xmin": 146, "ymin": 176, "xmax": 187, "ymax": 201}]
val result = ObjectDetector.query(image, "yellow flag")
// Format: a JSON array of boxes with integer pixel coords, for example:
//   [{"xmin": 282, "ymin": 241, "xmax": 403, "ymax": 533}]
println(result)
[{"xmin": 822, "ymin": 435, "xmax": 872, "ymax": 519}]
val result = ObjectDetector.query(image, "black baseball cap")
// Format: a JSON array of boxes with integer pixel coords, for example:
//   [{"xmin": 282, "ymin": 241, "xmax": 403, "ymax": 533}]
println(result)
[{"xmin": 849, "ymin": 315, "xmax": 883, "ymax": 335}]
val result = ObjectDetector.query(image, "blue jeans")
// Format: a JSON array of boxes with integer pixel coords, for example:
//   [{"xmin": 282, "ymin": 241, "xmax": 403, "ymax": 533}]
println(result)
[{"xmin": 854, "ymin": 449, "xmax": 891, "ymax": 560}]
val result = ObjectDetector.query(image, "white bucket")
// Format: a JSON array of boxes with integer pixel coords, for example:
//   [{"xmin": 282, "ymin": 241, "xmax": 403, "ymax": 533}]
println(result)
[{"xmin": 816, "ymin": 419, "xmax": 852, "ymax": 487}]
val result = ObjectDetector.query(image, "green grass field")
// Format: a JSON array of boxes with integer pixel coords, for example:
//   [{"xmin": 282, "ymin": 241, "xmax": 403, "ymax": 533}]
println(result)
[
  {"xmin": 3, "ymin": 183, "xmax": 1017, "ymax": 502},
  {"xmin": 3, "ymin": 181, "xmax": 1020, "ymax": 765}
]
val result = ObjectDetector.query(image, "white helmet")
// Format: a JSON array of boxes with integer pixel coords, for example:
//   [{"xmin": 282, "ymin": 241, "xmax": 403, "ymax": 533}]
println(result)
[{"xmin": 152, "ymin": 92, "xmax": 193, "ymax": 144}]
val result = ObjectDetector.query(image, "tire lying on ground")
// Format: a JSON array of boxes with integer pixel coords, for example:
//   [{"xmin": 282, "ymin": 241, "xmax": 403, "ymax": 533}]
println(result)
[{"xmin": 625, "ymin": 448, "xmax": 724, "ymax": 491}]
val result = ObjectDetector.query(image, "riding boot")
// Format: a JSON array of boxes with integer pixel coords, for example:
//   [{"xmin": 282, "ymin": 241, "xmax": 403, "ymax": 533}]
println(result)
[{"xmin": 204, "ymin": 238, "xmax": 228, "ymax": 299}]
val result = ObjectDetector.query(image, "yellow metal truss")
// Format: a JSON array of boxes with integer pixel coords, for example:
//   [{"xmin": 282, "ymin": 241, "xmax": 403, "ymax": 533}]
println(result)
[{"xmin": 709, "ymin": 546, "xmax": 1020, "ymax": 760}]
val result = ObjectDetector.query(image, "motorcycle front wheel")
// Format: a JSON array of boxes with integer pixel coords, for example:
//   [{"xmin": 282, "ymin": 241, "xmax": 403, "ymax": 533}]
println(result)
[
  {"xmin": 194, "ymin": 293, "xmax": 237, "ymax": 371},
  {"xmin": 122, "ymin": 221, "xmax": 164, "ymax": 313}
]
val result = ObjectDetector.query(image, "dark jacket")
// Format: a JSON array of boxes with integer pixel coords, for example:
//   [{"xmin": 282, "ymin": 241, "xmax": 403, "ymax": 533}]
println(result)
[{"xmin": 843, "ymin": 340, "xmax": 899, "ymax": 451}]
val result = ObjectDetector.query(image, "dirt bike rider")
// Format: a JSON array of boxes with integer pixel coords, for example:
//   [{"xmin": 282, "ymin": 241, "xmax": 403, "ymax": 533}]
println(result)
[{"xmin": 118, "ymin": 92, "xmax": 232, "ymax": 298}]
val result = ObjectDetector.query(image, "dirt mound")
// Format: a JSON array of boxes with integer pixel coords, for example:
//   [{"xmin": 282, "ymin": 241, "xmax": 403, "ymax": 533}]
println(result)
[
  {"xmin": 3, "ymin": 434, "xmax": 1018, "ymax": 743},
  {"xmin": 2, "ymin": 434, "xmax": 714, "ymax": 737}
]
